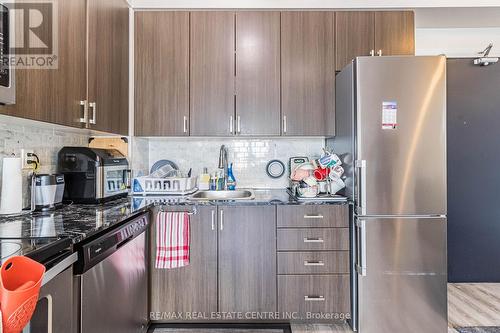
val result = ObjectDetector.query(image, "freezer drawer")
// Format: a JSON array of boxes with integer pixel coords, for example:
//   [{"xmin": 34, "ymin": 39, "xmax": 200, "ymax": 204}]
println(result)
[{"xmin": 356, "ymin": 216, "xmax": 447, "ymax": 333}]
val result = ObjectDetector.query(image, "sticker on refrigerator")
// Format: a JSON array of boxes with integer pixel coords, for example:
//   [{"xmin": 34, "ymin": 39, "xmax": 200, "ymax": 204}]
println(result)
[{"xmin": 382, "ymin": 101, "xmax": 398, "ymax": 130}]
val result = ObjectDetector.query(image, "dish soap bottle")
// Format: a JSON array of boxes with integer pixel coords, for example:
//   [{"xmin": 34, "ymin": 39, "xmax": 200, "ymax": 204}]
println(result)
[{"xmin": 227, "ymin": 163, "xmax": 236, "ymax": 190}]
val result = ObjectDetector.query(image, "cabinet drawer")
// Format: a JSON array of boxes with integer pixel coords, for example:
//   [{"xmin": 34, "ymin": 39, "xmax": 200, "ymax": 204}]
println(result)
[
  {"xmin": 277, "ymin": 251, "xmax": 349, "ymax": 274},
  {"xmin": 277, "ymin": 205, "xmax": 348, "ymax": 228},
  {"xmin": 278, "ymin": 275, "xmax": 350, "ymax": 319},
  {"xmin": 277, "ymin": 228, "xmax": 349, "ymax": 251}
]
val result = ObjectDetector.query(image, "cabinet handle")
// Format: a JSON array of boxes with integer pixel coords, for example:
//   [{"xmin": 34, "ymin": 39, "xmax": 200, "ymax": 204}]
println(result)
[
  {"xmin": 220, "ymin": 209, "xmax": 224, "ymax": 231},
  {"xmin": 304, "ymin": 260, "xmax": 325, "ymax": 266},
  {"xmin": 304, "ymin": 296, "xmax": 325, "ymax": 302},
  {"xmin": 211, "ymin": 210, "xmax": 215, "ymax": 231},
  {"xmin": 304, "ymin": 214, "xmax": 324, "ymax": 219},
  {"xmin": 79, "ymin": 100, "xmax": 88, "ymax": 124},
  {"xmin": 283, "ymin": 115, "xmax": 287, "ymax": 134},
  {"xmin": 89, "ymin": 102, "xmax": 97, "ymax": 125},
  {"xmin": 183, "ymin": 116, "xmax": 188, "ymax": 133},
  {"xmin": 303, "ymin": 237, "xmax": 324, "ymax": 243},
  {"xmin": 370, "ymin": 49, "xmax": 375, "ymax": 56},
  {"xmin": 229, "ymin": 116, "xmax": 234, "ymax": 134},
  {"xmin": 237, "ymin": 116, "xmax": 241, "ymax": 134},
  {"xmin": 377, "ymin": 49, "xmax": 383, "ymax": 56}
]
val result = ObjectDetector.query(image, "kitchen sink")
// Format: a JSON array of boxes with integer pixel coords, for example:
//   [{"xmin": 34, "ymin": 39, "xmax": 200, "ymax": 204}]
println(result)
[{"xmin": 190, "ymin": 190, "xmax": 255, "ymax": 201}]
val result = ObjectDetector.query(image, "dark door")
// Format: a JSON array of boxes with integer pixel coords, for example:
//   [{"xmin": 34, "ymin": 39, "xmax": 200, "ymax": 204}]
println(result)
[
  {"xmin": 447, "ymin": 59, "xmax": 500, "ymax": 282},
  {"xmin": 149, "ymin": 206, "xmax": 218, "ymax": 316},
  {"xmin": 281, "ymin": 11, "xmax": 335, "ymax": 136},
  {"xmin": 235, "ymin": 11, "xmax": 281, "ymax": 136},
  {"xmin": 88, "ymin": 0, "xmax": 129, "ymax": 135},
  {"xmin": 218, "ymin": 206, "xmax": 277, "ymax": 313},
  {"xmin": 335, "ymin": 11, "xmax": 375, "ymax": 71},
  {"xmin": 190, "ymin": 11, "xmax": 235, "ymax": 136},
  {"xmin": 134, "ymin": 11, "xmax": 189, "ymax": 136}
]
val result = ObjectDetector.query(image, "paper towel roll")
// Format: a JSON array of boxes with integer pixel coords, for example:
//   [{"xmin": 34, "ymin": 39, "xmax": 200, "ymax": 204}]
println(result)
[{"xmin": 0, "ymin": 157, "xmax": 23, "ymax": 215}]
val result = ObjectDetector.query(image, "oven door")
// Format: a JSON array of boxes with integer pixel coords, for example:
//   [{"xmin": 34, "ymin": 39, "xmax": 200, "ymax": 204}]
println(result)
[{"xmin": 0, "ymin": 2, "xmax": 15, "ymax": 105}]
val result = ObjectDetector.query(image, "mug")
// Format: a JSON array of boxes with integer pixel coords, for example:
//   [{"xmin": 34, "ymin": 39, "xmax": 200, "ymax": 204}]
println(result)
[
  {"xmin": 329, "ymin": 177, "xmax": 346, "ymax": 194},
  {"xmin": 329, "ymin": 165, "xmax": 344, "ymax": 179},
  {"xmin": 318, "ymin": 181, "xmax": 328, "ymax": 193},
  {"xmin": 313, "ymin": 167, "xmax": 330, "ymax": 181}
]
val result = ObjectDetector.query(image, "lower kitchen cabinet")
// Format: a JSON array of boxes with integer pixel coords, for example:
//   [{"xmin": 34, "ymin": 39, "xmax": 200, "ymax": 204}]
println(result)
[
  {"xmin": 218, "ymin": 206, "xmax": 277, "ymax": 313},
  {"xmin": 278, "ymin": 275, "xmax": 350, "ymax": 319},
  {"xmin": 149, "ymin": 206, "xmax": 218, "ymax": 317}
]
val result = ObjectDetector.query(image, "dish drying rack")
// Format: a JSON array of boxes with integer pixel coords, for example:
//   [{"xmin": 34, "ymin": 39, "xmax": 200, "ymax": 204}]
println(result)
[{"xmin": 132, "ymin": 176, "xmax": 198, "ymax": 196}]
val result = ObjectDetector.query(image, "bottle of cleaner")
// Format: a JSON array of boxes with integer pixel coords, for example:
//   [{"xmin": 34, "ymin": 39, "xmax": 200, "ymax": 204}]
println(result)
[
  {"xmin": 227, "ymin": 163, "xmax": 236, "ymax": 190},
  {"xmin": 199, "ymin": 167, "xmax": 210, "ymax": 190},
  {"xmin": 209, "ymin": 173, "xmax": 217, "ymax": 191}
]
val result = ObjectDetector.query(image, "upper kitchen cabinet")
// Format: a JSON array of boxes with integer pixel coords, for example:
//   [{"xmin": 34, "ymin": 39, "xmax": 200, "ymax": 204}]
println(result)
[
  {"xmin": 0, "ymin": 0, "xmax": 87, "ymax": 127},
  {"xmin": 134, "ymin": 11, "xmax": 189, "ymax": 136},
  {"xmin": 281, "ymin": 12, "xmax": 336, "ymax": 137},
  {"xmin": 235, "ymin": 11, "xmax": 281, "ymax": 136},
  {"xmin": 335, "ymin": 11, "xmax": 375, "ymax": 71},
  {"xmin": 335, "ymin": 11, "xmax": 415, "ymax": 71},
  {"xmin": 87, "ymin": 0, "xmax": 129, "ymax": 135},
  {"xmin": 190, "ymin": 12, "xmax": 235, "ymax": 136},
  {"xmin": 374, "ymin": 11, "xmax": 415, "ymax": 56}
]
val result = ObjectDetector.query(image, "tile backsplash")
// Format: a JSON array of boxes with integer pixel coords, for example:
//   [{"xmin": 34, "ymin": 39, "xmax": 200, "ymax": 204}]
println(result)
[{"xmin": 147, "ymin": 138, "xmax": 325, "ymax": 188}]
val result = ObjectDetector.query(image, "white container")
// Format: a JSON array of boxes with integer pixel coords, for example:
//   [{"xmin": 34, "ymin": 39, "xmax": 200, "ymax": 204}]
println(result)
[{"xmin": 132, "ymin": 176, "xmax": 198, "ymax": 196}]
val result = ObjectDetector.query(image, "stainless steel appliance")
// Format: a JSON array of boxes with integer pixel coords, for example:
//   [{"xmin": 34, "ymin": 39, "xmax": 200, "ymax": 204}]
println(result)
[
  {"xmin": 0, "ymin": 237, "xmax": 78, "ymax": 333},
  {"xmin": 58, "ymin": 147, "xmax": 130, "ymax": 203},
  {"xmin": 0, "ymin": 2, "xmax": 15, "ymax": 104},
  {"xmin": 33, "ymin": 174, "xmax": 65, "ymax": 211},
  {"xmin": 332, "ymin": 56, "xmax": 448, "ymax": 333},
  {"xmin": 73, "ymin": 213, "xmax": 149, "ymax": 333}
]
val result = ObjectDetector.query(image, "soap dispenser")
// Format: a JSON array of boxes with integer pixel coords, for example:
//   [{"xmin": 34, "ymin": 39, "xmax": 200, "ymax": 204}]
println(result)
[{"xmin": 227, "ymin": 163, "xmax": 236, "ymax": 190}]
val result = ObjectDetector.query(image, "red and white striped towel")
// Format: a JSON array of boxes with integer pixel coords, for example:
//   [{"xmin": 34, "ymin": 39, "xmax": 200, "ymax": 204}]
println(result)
[{"xmin": 155, "ymin": 211, "xmax": 190, "ymax": 269}]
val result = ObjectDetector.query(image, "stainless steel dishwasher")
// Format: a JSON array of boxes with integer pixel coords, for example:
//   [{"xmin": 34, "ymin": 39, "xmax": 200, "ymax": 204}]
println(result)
[{"xmin": 74, "ymin": 213, "xmax": 149, "ymax": 333}]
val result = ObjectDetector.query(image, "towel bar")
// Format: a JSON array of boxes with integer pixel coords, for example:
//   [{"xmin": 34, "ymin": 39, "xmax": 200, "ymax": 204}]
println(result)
[{"xmin": 157, "ymin": 205, "xmax": 197, "ymax": 215}]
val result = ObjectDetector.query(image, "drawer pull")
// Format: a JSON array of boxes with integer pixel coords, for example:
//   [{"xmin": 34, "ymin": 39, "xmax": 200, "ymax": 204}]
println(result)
[
  {"xmin": 304, "ymin": 214, "xmax": 324, "ymax": 219},
  {"xmin": 304, "ymin": 260, "xmax": 325, "ymax": 266},
  {"xmin": 303, "ymin": 237, "xmax": 324, "ymax": 243},
  {"xmin": 304, "ymin": 296, "xmax": 325, "ymax": 302}
]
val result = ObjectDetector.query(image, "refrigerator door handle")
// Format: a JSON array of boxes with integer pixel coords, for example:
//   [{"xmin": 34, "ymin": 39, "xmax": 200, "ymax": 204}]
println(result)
[
  {"xmin": 356, "ymin": 160, "xmax": 367, "ymax": 216},
  {"xmin": 356, "ymin": 218, "xmax": 367, "ymax": 276}
]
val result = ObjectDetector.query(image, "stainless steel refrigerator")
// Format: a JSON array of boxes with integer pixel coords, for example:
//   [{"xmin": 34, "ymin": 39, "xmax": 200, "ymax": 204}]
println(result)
[{"xmin": 331, "ymin": 56, "xmax": 448, "ymax": 333}]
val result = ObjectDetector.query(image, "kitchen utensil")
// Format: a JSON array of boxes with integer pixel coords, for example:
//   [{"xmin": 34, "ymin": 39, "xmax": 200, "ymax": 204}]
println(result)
[
  {"xmin": 33, "ymin": 174, "xmax": 65, "ymax": 211},
  {"xmin": 329, "ymin": 177, "xmax": 345, "ymax": 195},
  {"xmin": 318, "ymin": 181, "xmax": 328, "ymax": 193},
  {"xmin": 289, "ymin": 157, "xmax": 309, "ymax": 178},
  {"xmin": 266, "ymin": 160, "xmax": 286, "ymax": 179},
  {"xmin": 329, "ymin": 165, "xmax": 345, "ymax": 179},
  {"xmin": 297, "ymin": 185, "xmax": 319, "ymax": 198},
  {"xmin": 150, "ymin": 160, "xmax": 179, "ymax": 175},
  {"xmin": 313, "ymin": 167, "xmax": 330, "ymax": 181},
  {"xmin": 0, "ymin": 256, "xmax": 45, "ymax": 333},
  {"xmin": 303, "ymin": 176, "xmax": 318, "ymax": 187}
]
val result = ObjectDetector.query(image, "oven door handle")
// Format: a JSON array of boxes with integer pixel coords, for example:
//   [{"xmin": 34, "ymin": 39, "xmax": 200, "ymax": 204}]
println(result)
[{"xmin": 42, "ymin": 252, "xmax": 78, "ymax": 287}]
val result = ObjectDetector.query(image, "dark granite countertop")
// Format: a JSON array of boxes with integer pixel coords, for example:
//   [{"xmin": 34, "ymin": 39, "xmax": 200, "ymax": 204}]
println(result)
[{"xmin": 0, "ymin": 189, "xmax": 348, "ymax": 257}]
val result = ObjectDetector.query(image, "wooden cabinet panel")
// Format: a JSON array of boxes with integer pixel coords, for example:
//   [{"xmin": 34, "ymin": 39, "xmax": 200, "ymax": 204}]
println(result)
[
  {"xmin": 235, "ymin": 11, "xmax": 281, "ymax": 136},
  {"xmin": 278, "ymin": 275, "xmax": 350, "ymax": 318},
  {"xmin": 134, "ymin": 11, "xmax": 189, "ymax": 136},
  {"xmin": 218, "ymin": 206, "xmax": 277, "ymax": 313},
  {"xmin": 277, "ymin": 204, "xmax": 348, "ymax": 228},
  {"xmin": 277, "ymin": 228, "xmax": 350, "ymax": 251},
  {"xmin": 281, "ymin": 11, "xmax": 335, "ymax": 137},
  {"xmin": 149, "ymin": 206, "xmax": 218, "ymax": 317},
  {"xmin": 277, "ymin": 251, "xmax": 350, "ymax": 274},
  {"xmin": 335, "ymin": 11, "xmax": 375, "ymax": 71},
  {"xmin": 88, "ymin": 0, "xmax": 129, "ymax": 135},
  {"xmin": 0, "ymin": 0, "xmax": 87, "ymax": 128},
  {"xmin": 374, "ymin": 11, "xmax": 415, "ymax": 56},
  {"xmin": 190, "ymin": 12, "xmax": 235, "ymax": 136}
]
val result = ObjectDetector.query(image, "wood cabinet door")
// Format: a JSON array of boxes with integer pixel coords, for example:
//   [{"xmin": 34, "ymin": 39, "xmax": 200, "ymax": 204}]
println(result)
[
  {"xmin": 149, "ymin": 206, "xmax": 218, "ymax": 317},
  {"xmin": 190, "ymin": 12, "xmax": 235, "ymax": 136},
  {"xmin": 134, "ymin": 11, "xmax": 189, "ymax": 137},
  {"xmin": 235, "ymin": 11, "xmax": 280, "ymax": 136},
  {"xmin": 335, "ymin": 11, "xmax": 375, "ymax": 71},
  {"xmin": 0, "ymin": 0, "xmax": 87, "ymax": 128},
  {"xmin": 281, "ymin": 11, "xmax": 335, "ymax": 137},
  {"xmin": 88, "ymin": 0, "xmax": 129, "ymax": 135},
  {"xmin": 374, "ymin": 11, "xmax": 415, "ymax": 56},
  {"xmin": 218, "ymin": 206, "xmax": 277, "ymax": 313}
]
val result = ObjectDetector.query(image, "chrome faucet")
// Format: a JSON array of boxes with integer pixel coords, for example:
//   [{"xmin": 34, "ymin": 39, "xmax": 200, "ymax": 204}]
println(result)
[{"xmin": 218, "ymin": 145, "xmax": 228, "ymax": 190}]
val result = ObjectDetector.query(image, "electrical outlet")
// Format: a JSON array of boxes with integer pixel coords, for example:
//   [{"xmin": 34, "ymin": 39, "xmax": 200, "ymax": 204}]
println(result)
[{"xmin": 20, "ymin": 149, "xmax": 35, "ymax": 169}]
